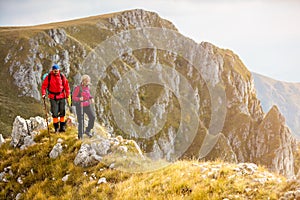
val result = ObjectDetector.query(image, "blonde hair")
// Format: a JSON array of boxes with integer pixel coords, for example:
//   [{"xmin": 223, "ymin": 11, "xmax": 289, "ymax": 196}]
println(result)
[{"xmin": 81, "ymin": 74, "xmax": 91, "ymax": 83}]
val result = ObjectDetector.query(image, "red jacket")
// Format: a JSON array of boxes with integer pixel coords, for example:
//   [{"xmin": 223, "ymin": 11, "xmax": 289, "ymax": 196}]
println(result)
[{"xmin": 41, "ymin": 71, "xmax": 70, "ymax": 100}]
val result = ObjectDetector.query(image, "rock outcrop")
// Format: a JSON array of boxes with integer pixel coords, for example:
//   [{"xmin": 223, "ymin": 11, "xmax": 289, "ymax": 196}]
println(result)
[
  {"xmin": 0, "ymin": 134, "xmax": 5, "ymax": 147},
  {"xmin": 10, "ymin": 116, "xmax": 46, "ymax": 149},
  {"xmin": 74, "ymin": 135, "xmax": 144, "ymax": 169},
  {"xmin": 254, "ymin": 106, "xmax": 296, "ymax": 178},
  {"xmin": 49, "ymin": 139, "xmax": 64, "ymax": 159}
]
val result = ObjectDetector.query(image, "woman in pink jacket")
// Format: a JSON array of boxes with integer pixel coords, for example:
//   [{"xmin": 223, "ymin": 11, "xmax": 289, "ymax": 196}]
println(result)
[{"xmin": 72, "ymin": 74, "xmax": 95, "ymax": 139}]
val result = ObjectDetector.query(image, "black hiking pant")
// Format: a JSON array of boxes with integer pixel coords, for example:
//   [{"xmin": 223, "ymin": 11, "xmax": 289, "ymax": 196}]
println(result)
[
  {"xmin": 75, "ymin": 105, "xmax": 95, "ymax": 137},
  {"xmin": 50, "ymin": 98, "xmax": 66, "ymax": 118}
]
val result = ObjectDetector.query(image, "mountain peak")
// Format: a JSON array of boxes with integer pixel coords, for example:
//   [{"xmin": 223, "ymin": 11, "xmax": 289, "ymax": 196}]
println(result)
[
  {"xmin": 252, "ymin": 72, "xmax": 300, "ymax": 139},
  {"xmin": 266, "ymin": 105, "xmax": 285, "ymax": 124}
]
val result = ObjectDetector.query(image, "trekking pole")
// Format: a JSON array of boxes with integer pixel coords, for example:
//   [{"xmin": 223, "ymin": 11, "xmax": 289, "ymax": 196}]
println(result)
[
  {"xmin": 43, "ymin": 97, "xmax": 50, "ymax": 139},
  {"xmin": 81, "ymin": 101, "xmax": 84, "ymax": 138}
]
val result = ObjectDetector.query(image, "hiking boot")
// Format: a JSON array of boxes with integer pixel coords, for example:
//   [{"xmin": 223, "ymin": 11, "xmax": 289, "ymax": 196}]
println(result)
[
  {"xmin": 85, "ymin": 131, "xmax": 93, "ymax": 138},
  {"xmin": 53, "ymin": 123, "xmax": 59, "ymax": 133},
  {"xmin": 59, "ymin": 122, "xmax": 66, "ymax": 132}
]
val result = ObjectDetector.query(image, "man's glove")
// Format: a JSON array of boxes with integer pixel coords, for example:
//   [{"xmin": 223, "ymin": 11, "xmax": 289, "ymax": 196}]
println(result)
[
  {"xmin": 67, "ymin": 96, "xmax": 72, "ymax": 106},
  {"xmin": 42, "ymin": 95, "xmax": 46, "ymax": 99}
]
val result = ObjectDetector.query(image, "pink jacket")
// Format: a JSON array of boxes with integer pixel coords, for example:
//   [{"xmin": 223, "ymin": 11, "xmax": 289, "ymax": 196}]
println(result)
[{"xmin": 72, "ymin": 84, "xmax": 93, "ymax": 107}]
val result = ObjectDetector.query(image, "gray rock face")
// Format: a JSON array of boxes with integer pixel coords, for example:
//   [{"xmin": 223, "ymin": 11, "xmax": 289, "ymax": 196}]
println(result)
[
  {"xmin": 74, "ymin": 137, "xmax": 110, "ymax": 168},
  {"xmin": 10, "ymin": 116, "xmax": 46, "ymax": 149},
  {"xmin": 0, "ymin": 134, "xmax": 5, "ymax": 146},
  {"xmin": 49, "ymin": 143, "xmax": 63, "ymax": 159},
  {"xmin": 74, "ymin": 144, "xmax": 101, "ymax": 167},
  {"xmin": 48, "ymin": 28, "xmax": 67, "ymax": 45},
  {"xmin": 254, "ymin": 106, "xmax": 296, "ymax": 178},
  {"xmin": 74, "ymin": 135, "xmax": 143, "ymax": 168},
  {"xmin": 4, "ymin": 29, "xmax": 71, "ymax": 101}
]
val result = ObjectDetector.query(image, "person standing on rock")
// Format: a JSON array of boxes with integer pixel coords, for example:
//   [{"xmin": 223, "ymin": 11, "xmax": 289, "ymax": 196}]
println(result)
[
  {"xmin": 41, "ymin": 64, "xmax": 70, "ymax": 133},
  {"xmin": 72, "ymin": 74, "xmax": 95, "ymax": 139}
]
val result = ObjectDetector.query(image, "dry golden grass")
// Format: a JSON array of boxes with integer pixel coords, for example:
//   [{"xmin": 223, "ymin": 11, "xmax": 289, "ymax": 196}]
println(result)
[{"xmin": 0, "ymin": 125, "xmax": 294, "ymax": 199}]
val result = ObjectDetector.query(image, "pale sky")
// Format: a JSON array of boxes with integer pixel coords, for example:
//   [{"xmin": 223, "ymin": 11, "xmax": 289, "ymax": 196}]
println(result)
[{"xmin": 0, "ymin": 0, "xmax": 299, "ymax": 82}]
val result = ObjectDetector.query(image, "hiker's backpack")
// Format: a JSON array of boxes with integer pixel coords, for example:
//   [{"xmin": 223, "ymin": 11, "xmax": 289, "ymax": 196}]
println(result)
[
  {"xmin": 42, "ymin": 72, "xmax": 49, "ymax": 93},
  {"xmin": 42, "ymin": 73, "xmax": 48, "ymax": 81},
  {"xmin": 71, "ymin": 85, "xmax": 82, "ymax": 107}
]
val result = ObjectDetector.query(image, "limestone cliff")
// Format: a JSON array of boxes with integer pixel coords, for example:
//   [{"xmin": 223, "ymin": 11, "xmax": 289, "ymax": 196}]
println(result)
[
  {"xmin": 0, "ymin": 9, "xmax": 297, "ymax": 177},
  {"xmin": 254, "ymin": 106, "xmax": 296, "ymax": 178}
]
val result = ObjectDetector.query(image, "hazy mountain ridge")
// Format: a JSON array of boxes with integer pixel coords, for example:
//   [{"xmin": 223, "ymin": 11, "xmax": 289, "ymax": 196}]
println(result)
[
  {"xmin": 0, "ymin": 9, "xmax": 298, "ymax": 179},
  {"xmin": 252, "ymin": 72, "xmax": 300, "ymax": 139}
]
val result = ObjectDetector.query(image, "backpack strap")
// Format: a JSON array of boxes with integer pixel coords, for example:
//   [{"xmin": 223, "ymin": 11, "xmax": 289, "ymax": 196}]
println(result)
[
  {"xmin": 79, "ymin": 85, "xmax": 82, "ymax": 97},
  {"xmin": 76, "ymin": 85, "xmax": 82, "ymax": 98},
  {"xmin": 72, "ymin": 85, "xmax": 83, "ymax": 106}
]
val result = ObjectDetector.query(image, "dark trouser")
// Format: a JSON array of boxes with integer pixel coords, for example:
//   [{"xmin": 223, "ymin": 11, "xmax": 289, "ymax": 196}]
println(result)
[
  {"xmin": 50, "ymin": 98, "xmax": 66, "ymax": 132},
  {"xmin": 50, "ymin": 98, "xmax": 66, "ymax": 118},
  {"xmin": 75, "ymin": 105, "xmax": 95, "ymax": 138}
]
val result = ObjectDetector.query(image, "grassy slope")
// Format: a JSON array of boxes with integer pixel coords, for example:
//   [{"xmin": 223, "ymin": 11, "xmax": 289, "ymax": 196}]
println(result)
[{"xmin": 0, "ymin": 125, "xmax": 298, "ymax": 200}]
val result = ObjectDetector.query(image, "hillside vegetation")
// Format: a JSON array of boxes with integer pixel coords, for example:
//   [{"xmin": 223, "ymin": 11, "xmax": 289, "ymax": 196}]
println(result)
[{"xmin": 0, "ymin": 125, "xmax": 299, "ymax": 200}]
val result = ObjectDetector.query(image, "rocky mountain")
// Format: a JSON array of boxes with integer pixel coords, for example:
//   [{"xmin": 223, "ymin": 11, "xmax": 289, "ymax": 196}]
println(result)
[
  {"xmin": 252, "ymin": 72, "xmax": 300, "ymax": 140},
  {"xmin": 0, "ymin": 9, "xmax": 298, "ymax": 178}
]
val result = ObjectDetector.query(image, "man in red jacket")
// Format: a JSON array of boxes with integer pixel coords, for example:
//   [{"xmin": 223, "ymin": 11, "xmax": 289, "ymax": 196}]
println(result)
[{"xmin": 41, "ymin": 64, "xmax": 70, "ymax": 133}]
